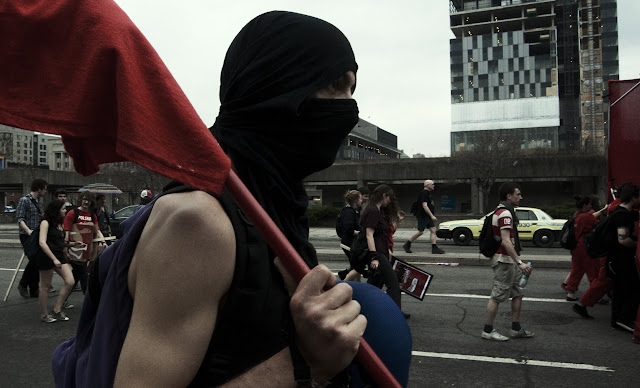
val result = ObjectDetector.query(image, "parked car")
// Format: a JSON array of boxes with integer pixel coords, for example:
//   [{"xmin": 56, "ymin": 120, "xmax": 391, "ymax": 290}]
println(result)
[
  {"xmin": 436, "ymin": 207, "xmax": 567, "ymax": 248},
  {"xmin": 110, "ymin": 205, "xmax": 141, "ymax": 239},
  {"xmin": 4, "ymin": 205, "xmax": 16, "ymax": 214}
]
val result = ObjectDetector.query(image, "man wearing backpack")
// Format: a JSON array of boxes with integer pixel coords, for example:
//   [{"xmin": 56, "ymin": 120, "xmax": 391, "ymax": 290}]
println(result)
[
  {"xmin": 402, "ymin": 180, "xmax": 445, "ymax": 254},
  {"xmin": 481, "ymin": 182, "xmax": 534, "ymax": 341}
]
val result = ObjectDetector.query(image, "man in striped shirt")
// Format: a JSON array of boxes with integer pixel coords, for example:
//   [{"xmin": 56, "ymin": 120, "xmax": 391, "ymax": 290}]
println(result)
[{"xmin": 481, "ymin": 182, "xmax": 534, "ymax": 341}]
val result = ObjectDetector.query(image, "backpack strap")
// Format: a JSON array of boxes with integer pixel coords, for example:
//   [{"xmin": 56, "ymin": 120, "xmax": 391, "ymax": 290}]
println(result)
[{"xmin": 28, "ymin": 195, "xmax": 42, "ymax": 215}]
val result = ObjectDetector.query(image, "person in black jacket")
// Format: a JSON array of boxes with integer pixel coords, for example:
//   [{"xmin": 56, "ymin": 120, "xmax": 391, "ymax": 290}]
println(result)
[
  {"xmin": 337, "ymin": 190, "xmax": 362, "ymax": 280},
  {"xmin": 608, "ymin": 183, "xmax": 640, "ymax": 332}
]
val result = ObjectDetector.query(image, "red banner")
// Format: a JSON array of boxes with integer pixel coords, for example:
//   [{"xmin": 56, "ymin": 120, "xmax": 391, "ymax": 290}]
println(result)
[{"xmin": 608, "ymin": 79, "xmax": 640, "ymax": 196}]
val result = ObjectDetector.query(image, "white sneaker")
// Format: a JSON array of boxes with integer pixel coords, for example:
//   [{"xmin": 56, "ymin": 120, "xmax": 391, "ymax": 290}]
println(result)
[
  {"xmin": 481, "ymin": 329, "xmax": 509, "ymax": 341},
  {"xmin": 510, "ymin": 328, "xmax": 535, "ymax": 338}
]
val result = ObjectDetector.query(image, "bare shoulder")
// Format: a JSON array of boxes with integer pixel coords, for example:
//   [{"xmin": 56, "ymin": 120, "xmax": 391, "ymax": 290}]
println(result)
[
  {"xmin": 152, "ymin": 190, "xmax": 231, "ymax": 232},
  {"xmin": 129, "ymin": 190, "xmax": 236, "ymax": 297}
]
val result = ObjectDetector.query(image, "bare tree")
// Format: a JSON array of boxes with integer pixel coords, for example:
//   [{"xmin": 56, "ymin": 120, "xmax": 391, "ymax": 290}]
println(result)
[
  {"xmin": 453, "ymin": 130, "xmax": 520, "ymax": 213},
  {"xmin": 100, "ymin": 162, "xmax": 171, "ymax": 205}
]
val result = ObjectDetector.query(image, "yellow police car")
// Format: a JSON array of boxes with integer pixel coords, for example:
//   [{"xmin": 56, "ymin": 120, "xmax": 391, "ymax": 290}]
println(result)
[{"xmin": 436, "ymin": 207, "xmax": 566, "ymax": 248}]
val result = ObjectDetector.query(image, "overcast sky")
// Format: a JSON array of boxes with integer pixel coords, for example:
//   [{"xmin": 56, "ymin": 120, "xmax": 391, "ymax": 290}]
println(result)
[{"xmin": 114, "ymin": 0, "xmax": 640, "ymax": 157}]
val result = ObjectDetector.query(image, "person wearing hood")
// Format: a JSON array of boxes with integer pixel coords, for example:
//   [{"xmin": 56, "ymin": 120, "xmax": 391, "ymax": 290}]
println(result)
[{"xmin": 95, "ymin": 11, "xmax": 366, "ymax": 387}]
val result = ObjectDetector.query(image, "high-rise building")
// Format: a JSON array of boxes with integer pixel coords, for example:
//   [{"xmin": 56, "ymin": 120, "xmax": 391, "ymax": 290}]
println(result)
[
  {"xmin": 449, "ymin": 0, "xmax": 618, "ymax": 153},
  {"xmin": 336, "ymin": 119, "xmax": 406, "ymax": 160},
  {"xmin": 0, "ymin": 124, "xmax": 72, "ymax": 170}
]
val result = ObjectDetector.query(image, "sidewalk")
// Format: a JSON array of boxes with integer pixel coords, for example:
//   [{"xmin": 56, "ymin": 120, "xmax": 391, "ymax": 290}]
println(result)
[
  {"xmin": 0, "ymin": 225, "xmax": 572, "ymax": 269},
  {"xmin": 0, "ymin": 223, "xmax": 20, "ymax": 249},
  {"xmin": 310, "ymin": 228, "xmax": 571, "ymax": 269}
]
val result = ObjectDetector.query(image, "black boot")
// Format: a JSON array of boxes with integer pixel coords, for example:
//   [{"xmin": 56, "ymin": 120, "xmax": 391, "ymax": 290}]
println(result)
[
  {"xmin": 432, "ymin": 245, "xmax": 444, "ymax": 254},
  {"xmin": 402, "ymin": 241, "xmax": 412, "ymax": 253},
  {"xmin": 572, "ymin": 304, "xmax": 593, "ymax": 319}
]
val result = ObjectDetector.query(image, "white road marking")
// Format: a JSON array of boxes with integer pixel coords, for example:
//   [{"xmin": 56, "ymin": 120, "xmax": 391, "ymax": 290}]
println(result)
[
  {"xmin": 412, "ymin": 351, "xmax": 614, "ymax": 372},
  {"xmin": 426, "ymin": 293, "xmax": 565, "ymax": 303},
  {"xmin": 330, "ymin": 271, "xmax": 568, "ymax": 303},
  {"xmin": 1, "ymin": 268, "xmax": 23, "ymax": 272}
]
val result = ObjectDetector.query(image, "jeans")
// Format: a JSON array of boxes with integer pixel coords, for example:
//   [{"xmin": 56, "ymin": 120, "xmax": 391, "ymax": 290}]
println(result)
[
  {"xmin": 19, "ymin": 234, "xmax": 40, "ymax": 295},
  {"xmin": 70, "ymin": 261, "xmax": 88, "ymax": 294},
  {"xmin": 367, "ymin": 253, "xmax": 402, "ymax": 309}
]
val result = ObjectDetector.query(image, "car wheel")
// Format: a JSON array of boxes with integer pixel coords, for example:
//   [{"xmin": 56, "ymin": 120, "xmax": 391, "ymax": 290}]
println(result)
[
  {"xmin": 533, "ymin": 229, "xmax": 555, "ymax": 248},
  {"xmin": 452, "ymin": 228, "xmax": 472, "ymax": 246}
]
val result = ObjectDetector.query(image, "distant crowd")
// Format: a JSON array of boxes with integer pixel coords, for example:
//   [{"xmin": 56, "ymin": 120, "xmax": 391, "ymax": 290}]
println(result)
[
  {"xmin": 14, "ymin": 178, "xmax": 153, "ymax": 323},
  {"xmin": 335, "ymin": 180, "xmax": 639, "ymax": 345}
]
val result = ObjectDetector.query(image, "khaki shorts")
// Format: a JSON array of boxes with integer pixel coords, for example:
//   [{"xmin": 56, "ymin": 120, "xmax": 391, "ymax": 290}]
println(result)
[{"xmin": 490, "ymin": 261, "xmax": 524, "ymax": 303}]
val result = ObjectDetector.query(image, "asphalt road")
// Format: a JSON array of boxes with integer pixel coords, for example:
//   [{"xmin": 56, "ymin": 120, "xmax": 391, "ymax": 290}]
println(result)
[{"xmin": 1, "ymin": 242, "xmax": 638, "ymax": 386}]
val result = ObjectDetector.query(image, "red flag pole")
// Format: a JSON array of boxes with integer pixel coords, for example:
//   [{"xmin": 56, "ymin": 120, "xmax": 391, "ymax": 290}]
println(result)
[{"xmin": 225, "ymin": 170, "xmax": 401, "ymax": 388}]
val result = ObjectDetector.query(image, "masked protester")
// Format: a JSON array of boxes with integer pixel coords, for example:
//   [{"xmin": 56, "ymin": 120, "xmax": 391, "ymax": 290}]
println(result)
[{"xmin": 53, "ymin": 10, "xmax": 411, "ymax": 388}]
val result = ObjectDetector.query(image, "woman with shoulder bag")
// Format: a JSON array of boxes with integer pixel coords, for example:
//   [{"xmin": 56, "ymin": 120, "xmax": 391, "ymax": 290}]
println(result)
[
  {"xmin": 361, "ymin": 185, "xmax": 408, "ymax": 318},
  {"xmin": 37, "ymin": 200, "xmax": 85, "ymax": 323}
]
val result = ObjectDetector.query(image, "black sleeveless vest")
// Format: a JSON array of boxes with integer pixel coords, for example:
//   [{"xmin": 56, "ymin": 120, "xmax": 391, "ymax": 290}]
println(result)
[{"xmin": 189, "ymin": 187, "xmax": 292, "ymax": 385}]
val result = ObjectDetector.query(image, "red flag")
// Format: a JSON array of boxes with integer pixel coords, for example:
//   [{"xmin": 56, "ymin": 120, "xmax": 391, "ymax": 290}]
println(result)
[{"xmin": 0, "ymin": 0, "xmax": 230, "ymax": 195}]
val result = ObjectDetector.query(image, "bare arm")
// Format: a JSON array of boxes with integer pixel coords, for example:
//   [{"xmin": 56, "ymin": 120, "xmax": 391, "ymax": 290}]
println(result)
[
  {"xmin": 617, "ymin": 226, "xmax": 637, "ymax": 249},
  {"xmin": 593, "ymin": 204, "xmax": 608, "ymax": 219},
  {"xmin": 422, "ymin": 202, "xmax": 436, "ymax": 220},
  {"xmin": 366, "ymin": 227, "xmax": 379, "ymax": 269},
  {"xmin": 500, "ymin": 228, "xmax": 531, "ymax": 274},
  {"xmin": 94, "ymin": 224, "xmax": 105, "ymax": 241},
  {"xmin": 365, "ymin": 227, "xmax": 376, "ymax": 252},
  {"xmin": 115, "ymin": 192, "xmax": 236, "ymax": 386},
  {"xmin": 38, "ymin": 220, "xmax": 60, "ymax": 267}
]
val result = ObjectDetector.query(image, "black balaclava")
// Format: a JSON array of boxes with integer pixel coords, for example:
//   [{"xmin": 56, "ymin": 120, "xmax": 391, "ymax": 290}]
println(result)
[{"xmin": 212, "ymin": 11, "xmax": 359, "ymax": 267}]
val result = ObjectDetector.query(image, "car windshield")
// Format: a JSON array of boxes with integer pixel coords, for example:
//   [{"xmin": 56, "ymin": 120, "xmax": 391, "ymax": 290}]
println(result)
[{"xmin": 114, "ymin": 206, "xmax": 137, "ymax": 219}]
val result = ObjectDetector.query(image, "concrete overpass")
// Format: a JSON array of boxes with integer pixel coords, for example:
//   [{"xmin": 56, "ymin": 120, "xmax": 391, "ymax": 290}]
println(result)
[
  {"xmin": 1, "ymin": 153, "xmax": 606, "ymax": 217},
  {"xmin": 305, "ymin": 154, "xmax": 606, "ymax": 214}
]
